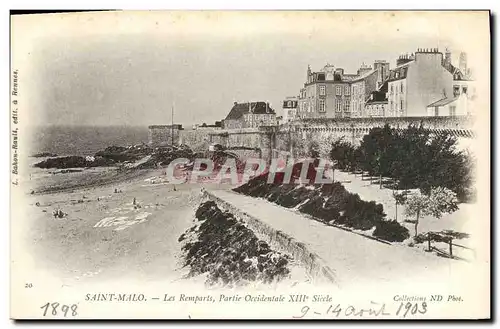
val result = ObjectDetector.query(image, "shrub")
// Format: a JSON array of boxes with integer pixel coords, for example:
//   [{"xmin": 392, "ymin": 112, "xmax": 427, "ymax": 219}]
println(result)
[{"xmin": 373, "ymin": 220, "xmax": 410, "ymax": 242}]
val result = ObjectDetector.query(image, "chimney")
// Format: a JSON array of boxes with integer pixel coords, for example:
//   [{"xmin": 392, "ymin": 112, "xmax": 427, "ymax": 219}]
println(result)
[
  {"xmin": 444, "ymin": 48, "xmax": 451, "ymax": 67},
  {"xmin": 459, "ymin": 52, "xmax": 467, "ymax": 74},
  {"xmin": 397, "ymin": 54, "xmax": 413, "ymax": 66},
  {"xmin": 266, "ymin": 102, "xmax": 269, "ymax": 113},
  {"xmin": 234, "ymin": 101, "xmax": 238, "ymax": 106}
]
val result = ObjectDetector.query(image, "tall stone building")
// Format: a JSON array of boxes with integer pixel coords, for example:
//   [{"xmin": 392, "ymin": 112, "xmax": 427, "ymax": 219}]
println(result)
[
  {"xmin": 296, "ymin": 61, "xmax": 389, "ymax": 119},
  {"xmin": 387, "ymin": 48, "xmax": 454, "ymax": 117},
  {"xmin": 350, "ymin": 63, "xmax": 380, "ymax": 117},
  {"xmin": 297, "ymin": 64, "xmax": 357, "ymax": 119}
]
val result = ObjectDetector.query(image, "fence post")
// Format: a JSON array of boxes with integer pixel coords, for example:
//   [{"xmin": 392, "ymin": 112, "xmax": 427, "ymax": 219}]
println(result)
[{"xmin": 449, "ymin": 237, "xmax": 453, "ymax": 257}]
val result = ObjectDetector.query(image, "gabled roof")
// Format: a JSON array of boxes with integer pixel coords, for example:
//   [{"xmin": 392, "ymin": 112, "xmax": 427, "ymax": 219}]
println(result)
[
  {"xmin": 388, "ymin": 62, "xmax": 411, "ymax": 82},
  {"xmin": 443, "ymin": 63, "xmax": 473, "ymax": 81},
  {"xmin": 225, "ymin": 102, "xmax": 276, "ymax": 120},
  {"xmin": 351, "ymin": 69, "xmax": 377, "ymax": 82},
  {"xmin": 427, "ymin": 97, "xmax": 459, "ymax": 107}
]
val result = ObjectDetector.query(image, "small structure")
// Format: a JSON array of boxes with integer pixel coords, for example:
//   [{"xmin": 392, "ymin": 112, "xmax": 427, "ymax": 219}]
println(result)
[
  {"xmin": 148, "ymin": 124, "xmax": 184, "ymax": 147},
  {"xmin": 282, "ymin": 96, "xmax": 298, "ymax": 123},
  {"xmin": 223, "ymin": 101, "xmax": 277, "ymax": 129},
  {"xmin": 426, "ymin": 93, "xmax": 470, "ymax": 117},
  {"xmin": 365, "ymin": 81, "xmax": 389, "ymax": 117}
]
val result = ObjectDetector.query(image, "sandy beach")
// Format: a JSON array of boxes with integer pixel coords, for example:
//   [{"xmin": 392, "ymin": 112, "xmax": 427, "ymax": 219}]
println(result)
[{"xmin": 23, "ymin": 165, "xmax": 206, "ymax": 286}]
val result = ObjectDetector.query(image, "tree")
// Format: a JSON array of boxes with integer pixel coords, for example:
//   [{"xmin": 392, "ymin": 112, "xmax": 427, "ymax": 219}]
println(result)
[
  {"xmin": 392, "ymin": 190, "xmax": 409, "ymax": 221},
  {"xmin": 404, "ymin": 187, "xmax": 459, "ymax": 236},
  {"xmin": 358, "ymin": 124, "xmax": 396, "ymax": 183}
]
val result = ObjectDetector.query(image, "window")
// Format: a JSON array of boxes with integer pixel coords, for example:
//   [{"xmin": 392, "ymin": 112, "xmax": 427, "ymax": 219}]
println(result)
[
  {"xmin": 450, "ymin": 106, "xmax": 456, "ymax": 116},
  {"xmin": 434, "ymin": 107, "xmax": 439, "ymax": 117},
  {"xmin": 453, "ymin": 85, "xmax": 460, "ymax": 97},
  {"xmin": 390, "ymin": 85, "xmax": 394, "ymax": 94},
  {"xmin": 401, "ymin": 83, "xmax": 404, "ymax": 93},
  {"xmin": 462, "ymin": 86, "xmax": 468, "ymax": 94},
  {"xmin": 400, "ymin": 100, "xmax": 404, "ymax": 112},
  {"xmin": 345, "ymin": 85, "xmax": 350, "ymax": 95},
  {"xmin": 336, "ymin": 100, "xmax": 342, "ymax": 112},
  {"xmin": 319, "ymin": 99, "xmax": 326, "ymax": 112},
  {"xmin": 336, "ymin": 86, "xmax": 342, "ymax": 96},
  {"xmin": 287, "ymin": 101, "xmax": 292, "ymax": 107},
  {"xmin": 319, "ymin": 85, "xmax": 326, "ymax": 96},
  {"xmin": 344, "ymin": 100, "xmax": 350, "ymax": 112}
]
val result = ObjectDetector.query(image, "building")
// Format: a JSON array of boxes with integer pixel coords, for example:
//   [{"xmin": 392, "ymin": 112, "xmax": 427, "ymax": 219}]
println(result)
[
  {"xmin": 296, "ymin": 61, "xmax": 389, "ymax": 119},
  {"xmin": 297, "ymin": 64, "xmax": 357, "ymax": 119},
  {"xmin": 223, "ymin": 101, "xmax": 276, "ymax": 129},
  {"xmin": 373, "ymin": 60, "xmax": 391, "ymax": 88},
  {"xmin": 365, "ymin": 81, "xmax": 389, "ymax": 117},
  {"xmin": 193, "ymin": 121, "xmax": 223, "ymax": 130},
  {"xmin": 426, "ymin": 93, "xmax": 470, "ymax": 117},
  {"xmin": 148, "ymin": 124, "xmax": 183, "ymax": 147},
  {"xmin": 386, "ymin": 48, "xmax": 454, "ymax": 117},
  {"xmin": 282, "ymin": 96, "xmax": 298, "ymax": 122},
  {"xmin": 350, "ymin": 63, "xmax": 381, "ymax": 117}
]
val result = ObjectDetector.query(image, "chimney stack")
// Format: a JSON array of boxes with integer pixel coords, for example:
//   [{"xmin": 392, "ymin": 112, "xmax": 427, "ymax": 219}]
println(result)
[{"xmin": 444, "ymin": 47, "xmax": 452, "ymax": 67}]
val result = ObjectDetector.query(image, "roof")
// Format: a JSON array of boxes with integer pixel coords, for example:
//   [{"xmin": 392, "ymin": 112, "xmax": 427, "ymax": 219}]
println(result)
[
  {"xmin": 225, "ymin": 102, "xmax": 276, "ymax": 120},
  {"xmin": 351, "ymin": 69, "xmax": 378, "ymax": 82},
  {"xmin": 388, "ymin": 62, "xmax": 412, "ymax": 82},
  {"xmin": 366, "ymin": 80, "xmax": 388, "ymax": 104},
  {"xmin": 427, "ymin": 97, "xmax": 459, "ymax": 107},
  {"xmin": 149, "ymin": 124, "xmax": 183, "ymax": 129},
  {"xmin": 366, "ymin": 100, "xmax": 388, "ymax": 105}
]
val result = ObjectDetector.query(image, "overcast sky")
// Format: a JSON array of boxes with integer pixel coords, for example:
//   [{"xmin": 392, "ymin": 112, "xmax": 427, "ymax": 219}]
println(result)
[{"xmin": 15, "ymin": 11, "xmax": 489, "ymax": 127}]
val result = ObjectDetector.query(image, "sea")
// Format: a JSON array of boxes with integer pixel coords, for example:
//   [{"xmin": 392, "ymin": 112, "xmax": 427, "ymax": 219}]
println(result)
[{"xmin": 29, "ymin": 125, "xmax": 150, "ymax": 157}]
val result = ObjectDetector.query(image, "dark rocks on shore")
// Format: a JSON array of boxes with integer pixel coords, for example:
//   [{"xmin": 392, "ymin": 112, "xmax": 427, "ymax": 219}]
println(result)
[
  {"xmin": 32, "ymin": 143, "xmax": 197, "ymax": 170},
  {"xmin": 31, "ymin": 152, "xmax": 58, "ymax": 157},
  {"xmin": 179, "ymin": 201, "xmax": 291, "ymax": 287},
  {"xmin": 33, "ymin": 155, "xmax": 114, "ymax": 169}
]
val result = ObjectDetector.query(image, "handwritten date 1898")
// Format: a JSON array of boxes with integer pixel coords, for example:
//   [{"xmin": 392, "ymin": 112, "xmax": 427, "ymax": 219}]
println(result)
[{"xmin": 294, "ymin": 301, "xmax": 427, "ymax": 319}]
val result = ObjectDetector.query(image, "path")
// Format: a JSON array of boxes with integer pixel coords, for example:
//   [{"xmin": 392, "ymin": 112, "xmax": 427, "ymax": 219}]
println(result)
[{"xmin": 208, "ymin": 189, "xmax": 470, "ymax": 289}]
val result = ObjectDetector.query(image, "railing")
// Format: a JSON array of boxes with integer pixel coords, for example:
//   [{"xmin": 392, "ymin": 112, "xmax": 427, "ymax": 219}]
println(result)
[{"xmin": 423, "ymin": 231, "xmax": 475, "ymax": 261}]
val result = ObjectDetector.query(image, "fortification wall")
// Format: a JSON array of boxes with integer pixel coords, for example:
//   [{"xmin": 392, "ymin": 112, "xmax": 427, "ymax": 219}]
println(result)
[{"xmin": 155, "ymin": 116, "xmax": 475, "ymax": 161}]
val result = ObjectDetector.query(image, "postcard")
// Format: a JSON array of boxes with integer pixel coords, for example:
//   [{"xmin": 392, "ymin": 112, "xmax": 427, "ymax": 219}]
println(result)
[{"xmin": 10, "ymin": 10, "xmax": 490, "ymax": 319}]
